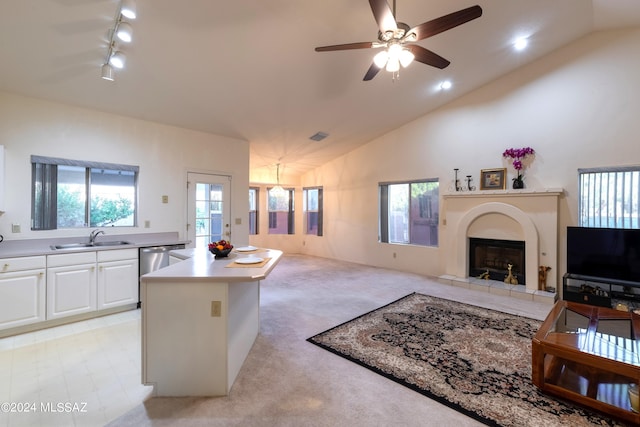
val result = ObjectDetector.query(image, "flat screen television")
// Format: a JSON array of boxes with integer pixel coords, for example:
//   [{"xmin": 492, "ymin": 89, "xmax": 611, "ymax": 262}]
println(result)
[{"xmin": 567, "ymin": 226, "xmax": 640, "ymax": 283}]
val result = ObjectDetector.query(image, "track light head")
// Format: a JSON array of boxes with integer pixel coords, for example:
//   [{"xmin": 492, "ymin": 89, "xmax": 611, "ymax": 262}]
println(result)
[
  {"xmin": 120, "ymin": 0, "xmax": 136, "ymax": 20},
  {"xmin": 116, "ymin": 22, "xmax": 133, "ymax": 43},
  {"xmin": 109, "ymin": 51, "xmax": 126, "ymax": 69},
  {"xmin": 101, "ymin": 63, "xmax": 114, "ymax": 81}
]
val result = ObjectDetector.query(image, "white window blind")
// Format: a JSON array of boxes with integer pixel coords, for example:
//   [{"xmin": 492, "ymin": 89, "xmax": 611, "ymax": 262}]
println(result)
[{"xmin": 578, "ymin": 167, "xmax": 640, "ymax": 228}]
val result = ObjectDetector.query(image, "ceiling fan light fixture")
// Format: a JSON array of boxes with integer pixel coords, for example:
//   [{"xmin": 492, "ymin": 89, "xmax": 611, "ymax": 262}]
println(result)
[
  {"xmin": 387, "ymin": 43, "xmax": 402, "ymax": 57},
  {"xmin": 314, "ymin": 4, "xmax": 482, "ymax": 81},
  {"xmin": 386, "ymin": 57, "xmax": 400, "ymax": 72},
  {"xmin": 373, "ymin": 50, "xmax": 389, "ymax": 68},
  {"xmin": 399, "ymin": 48, "xmax": 414, "ymax": 68}
]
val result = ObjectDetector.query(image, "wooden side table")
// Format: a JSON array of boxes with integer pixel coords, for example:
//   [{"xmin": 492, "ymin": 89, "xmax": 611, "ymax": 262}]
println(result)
[{"xmin": 532, "ymin": 300, "xmax": 640, "ymax": 424}]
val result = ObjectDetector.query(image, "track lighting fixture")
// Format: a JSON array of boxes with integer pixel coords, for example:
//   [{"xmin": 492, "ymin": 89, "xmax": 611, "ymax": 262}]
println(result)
[{"xmin": 100, "ymin": 0, "xmax": 136, "ymax": 81}]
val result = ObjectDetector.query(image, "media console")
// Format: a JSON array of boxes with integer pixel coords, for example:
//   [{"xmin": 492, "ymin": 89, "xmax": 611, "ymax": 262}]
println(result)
[{"xmin": 563, "ymin": 273, "xmax": 640, "ymax": 310}]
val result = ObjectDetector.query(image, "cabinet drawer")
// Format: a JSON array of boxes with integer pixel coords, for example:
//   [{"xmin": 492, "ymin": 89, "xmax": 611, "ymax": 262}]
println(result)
[
  {"xmin": 0, "ymin": 256, "xmax": 46, "ymax": 273},
  {"xmin": 97, "ymin": 248, "xmax": 138, "ymax": 262},
  {"xmin": 47, "ymin": 252, "xmax": 97, "ymax": 267}
]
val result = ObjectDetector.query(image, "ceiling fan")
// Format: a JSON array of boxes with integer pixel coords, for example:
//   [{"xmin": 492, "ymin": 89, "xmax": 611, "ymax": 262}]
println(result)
[{"xmin": 315, "ymin": 0, "xmax": 482, "ymax": 81}]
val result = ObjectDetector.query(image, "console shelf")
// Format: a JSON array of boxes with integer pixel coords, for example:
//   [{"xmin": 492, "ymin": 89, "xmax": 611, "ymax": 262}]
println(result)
[{"xmin": 563, "ymin": 273, "xmax": 640, "ymax": 310}]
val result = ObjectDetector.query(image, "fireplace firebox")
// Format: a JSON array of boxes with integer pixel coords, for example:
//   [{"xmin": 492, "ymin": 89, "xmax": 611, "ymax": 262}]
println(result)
[{"xmin": 469, "ymin": 238, "xmax": 525, "ymax": 285}]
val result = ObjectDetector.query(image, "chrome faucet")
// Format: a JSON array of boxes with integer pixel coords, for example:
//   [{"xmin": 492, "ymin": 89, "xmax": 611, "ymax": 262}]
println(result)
[{"xmin": 89, "ymin": 229, "xmax": 105, "ymax": 244}]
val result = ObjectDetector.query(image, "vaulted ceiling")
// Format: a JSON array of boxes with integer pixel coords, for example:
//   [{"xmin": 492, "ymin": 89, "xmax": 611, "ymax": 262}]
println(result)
[{"xmin": 1, "ymin": 1, "xmax": 639, "ymax": 180}]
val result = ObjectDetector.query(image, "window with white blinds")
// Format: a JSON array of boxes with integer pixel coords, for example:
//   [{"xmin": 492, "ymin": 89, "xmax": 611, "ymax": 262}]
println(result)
[{"xmin": 578, "ymin": 167, "xmax": 640, "ymax": 229}]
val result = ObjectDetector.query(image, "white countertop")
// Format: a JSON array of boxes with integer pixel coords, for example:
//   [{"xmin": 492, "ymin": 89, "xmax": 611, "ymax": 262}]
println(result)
[
  {"xmin": 0, "ymin": 232, "xmax": 188, "ymax": 258},
  {"xmin": 141, "ymin": 248, "xmax": 282, "ymax": 283}
]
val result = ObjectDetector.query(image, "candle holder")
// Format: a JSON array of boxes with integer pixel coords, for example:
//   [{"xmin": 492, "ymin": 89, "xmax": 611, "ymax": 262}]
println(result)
[
  {"xmin": 466, "ymin": 175, "xmax": 476, "ymax": 191},
  {"xmin": 454, "ymin": 169, "xmax": 461, "ymax": 191}
]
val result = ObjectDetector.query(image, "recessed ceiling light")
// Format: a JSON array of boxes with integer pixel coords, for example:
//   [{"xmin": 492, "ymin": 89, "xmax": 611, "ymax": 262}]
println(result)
[
  {"xmin": 440, "ymin": 80, "xmax": 452, "ymax": 90},
  {"xmin": 514, "ymin": 37, "xmax": 528, "ymax": 51}
]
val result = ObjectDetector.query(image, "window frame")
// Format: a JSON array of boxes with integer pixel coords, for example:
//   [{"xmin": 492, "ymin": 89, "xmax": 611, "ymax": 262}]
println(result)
[
  {"xmin": 249, "ymin": 187, "xmax": 259, "ymax": 235},
  {"xmin": 578, "ymin": 166, "xmax": 639, "ymax": 229},
  {"xmin": 379, "ymin": 178, "xmax": 439, "ymax": 247},
  {"xmin": 302, "ymin": 186, "xmax": 323, "ymax": 236},
  {"xmin": 31, "ymin": 155, "xmax": 139, "ymax": 230},
  {"xmin": 267, "ymin": 187, "xmax": 295, "ymax": 235}
]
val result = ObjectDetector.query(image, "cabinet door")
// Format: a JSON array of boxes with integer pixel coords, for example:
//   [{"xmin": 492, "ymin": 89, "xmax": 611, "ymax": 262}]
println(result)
[
  {"xmin": 47, "ymin": 263, "xmax": 97, "ymax": 319},
  {"xmin": 0, "ymin": 269, "xmax": 46, "ymax": 330},
  {"xmin": 97, "ymin": 258, "xmax": 138, "ymax": 309}
]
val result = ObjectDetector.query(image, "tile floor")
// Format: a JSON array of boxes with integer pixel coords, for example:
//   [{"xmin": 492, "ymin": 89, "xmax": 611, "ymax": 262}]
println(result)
[{"xmin": 0, "ymin": 310, "xmax": 152, "ymax": 427}]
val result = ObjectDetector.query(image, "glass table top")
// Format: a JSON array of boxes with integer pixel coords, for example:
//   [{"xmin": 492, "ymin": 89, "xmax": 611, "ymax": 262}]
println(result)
[{"xmin": 543, "ymin": 304, "xmax": 640, "ymax": 366}]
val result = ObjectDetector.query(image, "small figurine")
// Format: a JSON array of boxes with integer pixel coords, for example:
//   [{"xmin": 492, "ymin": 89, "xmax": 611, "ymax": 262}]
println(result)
[
  {"xmin": 478, "ymin": 269, "xmax": 490, "ymax": 280},
  {"xmin": 538, "ymin": 266, "xmax": 551, "ymax": 291},
  {"xmin": 504, "ymin": 263, "xmax": 518, "ymax": 285}
]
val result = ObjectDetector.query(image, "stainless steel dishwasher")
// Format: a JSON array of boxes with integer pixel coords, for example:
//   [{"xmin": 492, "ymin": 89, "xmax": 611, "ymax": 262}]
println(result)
[{"xmin": 138, "ymin": 244, "xmax": 185, "ymax": 306}]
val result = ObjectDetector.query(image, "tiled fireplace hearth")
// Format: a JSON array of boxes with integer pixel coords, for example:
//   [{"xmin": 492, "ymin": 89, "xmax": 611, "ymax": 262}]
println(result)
[{"xmin": 440, "ymin": 188, "xmax": 563, "ymax": 305}]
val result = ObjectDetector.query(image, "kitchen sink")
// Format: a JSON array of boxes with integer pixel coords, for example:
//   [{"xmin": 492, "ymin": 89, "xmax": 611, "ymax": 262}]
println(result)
[
  {"xmin": 93, "ymin": 241, "xmax": 131, "ymax": 247},
  {"xmin": 51, "ymin": 241, "xmax": 131, "ymax": 250}
]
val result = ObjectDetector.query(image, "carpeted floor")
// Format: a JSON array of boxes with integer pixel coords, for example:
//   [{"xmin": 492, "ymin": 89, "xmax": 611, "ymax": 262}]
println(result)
[
  {"xmin": 308, "ymin": 293, "xmax": 623, "ymax": 427},
  {"xmin": 107, "ymin": 254, "xmax": 579, "ymax": 427}
]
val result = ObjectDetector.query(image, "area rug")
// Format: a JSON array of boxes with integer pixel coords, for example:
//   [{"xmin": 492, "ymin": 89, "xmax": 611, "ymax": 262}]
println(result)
[{"xmin": 307, "ymin": 293, "xmax": 623, "ymax": 427}]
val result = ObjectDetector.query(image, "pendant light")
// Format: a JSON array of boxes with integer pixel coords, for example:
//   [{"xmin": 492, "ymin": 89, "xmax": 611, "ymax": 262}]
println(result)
[{"xmin": 270, "ymin": 163, "xmax": 285, "ymax": 196}]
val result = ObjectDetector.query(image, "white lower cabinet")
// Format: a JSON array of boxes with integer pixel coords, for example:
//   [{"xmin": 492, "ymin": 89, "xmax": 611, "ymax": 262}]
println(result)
[
  {"xmin": 46, "ymin": 252, "xmax": 97, "ymax": 320},
  {"xmin": 97, "ymin": 249, "xmax": 139, "ymax": 309},
  {"xmin": 0, "ymin": 248, "xmax": 140, "ymax": 334},
  {"xmin": 0, "ymin": 256, "xmax": 46, "ymax": 330}
]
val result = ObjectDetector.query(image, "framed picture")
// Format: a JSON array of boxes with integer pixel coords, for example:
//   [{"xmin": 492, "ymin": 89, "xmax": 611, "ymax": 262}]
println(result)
[{"xmin": 480, "ymin": 168, "xmax": 506, "ymax": 190}]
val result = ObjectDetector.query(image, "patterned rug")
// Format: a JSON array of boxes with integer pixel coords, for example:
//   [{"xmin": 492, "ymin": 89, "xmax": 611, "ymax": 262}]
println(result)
[{"xmin": 307, "ymin": 293, "xmax": 624, "ymax": 427}]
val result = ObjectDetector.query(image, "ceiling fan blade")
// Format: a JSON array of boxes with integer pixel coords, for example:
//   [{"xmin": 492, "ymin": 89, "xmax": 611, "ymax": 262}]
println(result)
[
  {"xmin": 406, "ymin": 5, "xmax": 482, "ymax": 42},
  {"xmin": 363, "ymin": 63, "xmax": 382, "ymax": 81},
  {"xmin": 315, "ymin": 42, "xmax": 375, "ymax": 52},
  {"xmin": 406, "ymin": 45, "xmax": 450, "ymax": 69},
  {"xmin": 369, "ymin": 0, "xmax": 397, "ymax": 34}
]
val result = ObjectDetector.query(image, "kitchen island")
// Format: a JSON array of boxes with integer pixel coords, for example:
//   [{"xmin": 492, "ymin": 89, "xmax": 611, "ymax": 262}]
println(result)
[{"xmin": 140, "ymin": 247, "xmax": 282, "ymax": 397}]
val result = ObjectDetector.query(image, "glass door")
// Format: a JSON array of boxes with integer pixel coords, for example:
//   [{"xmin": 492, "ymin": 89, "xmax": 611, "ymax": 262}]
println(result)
[{"xmin": 187, "ymin": 172, "xmax": 231, "ymax": 249}]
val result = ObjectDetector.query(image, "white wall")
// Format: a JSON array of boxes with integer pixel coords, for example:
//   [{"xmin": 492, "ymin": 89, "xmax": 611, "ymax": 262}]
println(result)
[
  {"xmin": 0, "ymin": 92, "xmax": 250, "ymax": 245},
  {"xmin": 297, "ymin": 28, "xmax": 640, "ymax": 282}
]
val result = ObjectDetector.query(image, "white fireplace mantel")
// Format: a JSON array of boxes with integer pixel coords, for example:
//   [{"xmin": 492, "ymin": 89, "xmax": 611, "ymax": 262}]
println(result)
[
  {"xmin": 443, "ymin": 188, "xmax": 564, "ymax": 199},
  {"xmin": 442, "ymin": 188, "xmax": 563, "ymax": 301}
]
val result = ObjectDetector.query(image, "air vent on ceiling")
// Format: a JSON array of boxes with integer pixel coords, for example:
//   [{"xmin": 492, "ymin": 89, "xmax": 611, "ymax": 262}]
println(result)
[{"xmin": 309, "ymin": 131, "xmax": 329, "ymax": 142}]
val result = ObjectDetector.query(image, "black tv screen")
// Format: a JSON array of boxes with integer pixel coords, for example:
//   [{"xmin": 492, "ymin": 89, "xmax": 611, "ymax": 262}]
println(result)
[{"xmin": 567, "ymin": 226, "xmax": 640, "ymax": 283}]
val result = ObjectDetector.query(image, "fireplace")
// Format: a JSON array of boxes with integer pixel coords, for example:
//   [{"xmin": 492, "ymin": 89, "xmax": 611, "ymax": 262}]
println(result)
[
  {"xmin": 442, "ymin": 188, "xmax": 563, "ymax": 300},
  {"xmin": 469, "ymin": 238, "xmax": 525, "ymax": 285}
]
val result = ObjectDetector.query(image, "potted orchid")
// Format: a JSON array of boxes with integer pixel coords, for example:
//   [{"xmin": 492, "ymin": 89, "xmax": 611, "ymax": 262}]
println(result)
[{"xmin": 502, "ymin": 147, "xmax": 535, "ymax": 189}]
